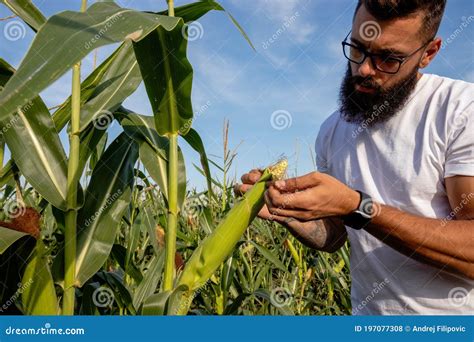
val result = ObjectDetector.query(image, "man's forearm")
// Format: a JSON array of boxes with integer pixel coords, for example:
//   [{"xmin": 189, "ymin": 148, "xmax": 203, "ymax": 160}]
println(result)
[
  {"xmin": 276, "ymin": 216, "xmax": 347, "ymax": 252},
  {"xmin": 365, "ymin": 204, "xmax": 474, "ymax": 279}
]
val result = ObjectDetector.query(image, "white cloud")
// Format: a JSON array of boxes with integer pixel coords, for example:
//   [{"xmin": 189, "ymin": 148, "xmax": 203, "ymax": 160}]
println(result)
[
  {"xmin": 233, "ymin": 0, "xmax": 316, "ymax": 47},
  {"xmin": 253, "ymin": 0, "xmax": 304, "ymax": 20}
]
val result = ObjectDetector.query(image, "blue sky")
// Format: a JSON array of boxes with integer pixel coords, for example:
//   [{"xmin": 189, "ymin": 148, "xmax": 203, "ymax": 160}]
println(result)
[{"xmin": 1, "ymin": 0, "xmax": 473, "ymax": 190}]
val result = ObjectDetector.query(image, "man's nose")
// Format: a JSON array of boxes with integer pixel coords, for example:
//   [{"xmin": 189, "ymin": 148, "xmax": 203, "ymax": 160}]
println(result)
[{"xmin": 357, "ymin": 57, "xmax": 377, "ymax": 78}]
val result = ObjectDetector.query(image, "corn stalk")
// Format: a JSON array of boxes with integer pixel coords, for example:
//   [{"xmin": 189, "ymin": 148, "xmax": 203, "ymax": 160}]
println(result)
[
  {"xmin": 0, "ymin": 137, "xmax": 4, "ymax": 174},
  {"xmin": 63, "ymin": 0, "xmax": 87, "ymax": 316},
  {"xmin": 162, "ymin": 0, "xmax": 178, "ymax": 291}
]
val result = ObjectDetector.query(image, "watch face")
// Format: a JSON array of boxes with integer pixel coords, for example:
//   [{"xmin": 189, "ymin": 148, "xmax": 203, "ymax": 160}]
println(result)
[
  {"xmin": 355, "ymin": 209, "xmax": 372, "ymax": 219},
  {"xmin": 359, "ymin": 198, "xmax": 374, "ymax": 218}
]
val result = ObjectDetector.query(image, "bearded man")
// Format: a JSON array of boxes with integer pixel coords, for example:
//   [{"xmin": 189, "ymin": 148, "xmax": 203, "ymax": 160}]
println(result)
[{"xmin": 236, "ymin": 0, "xmax": 473, "ymax": 315}]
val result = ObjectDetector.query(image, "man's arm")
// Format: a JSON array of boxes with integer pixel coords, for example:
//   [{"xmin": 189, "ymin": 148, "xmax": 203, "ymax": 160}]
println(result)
[
  {"xmin": 364, "ymin": 175, "xmax": 474, "ymax": 279},
  {"xmin": 273, "ymin": 216, "xmax": 347, "ymax": 252},
  {"xmin": 234, "ymin": 169, "xmax": 348, "ymax": 253},
  {"xmin": 265, "ymin": 172, "xmax": 474, "ymax": 279}
]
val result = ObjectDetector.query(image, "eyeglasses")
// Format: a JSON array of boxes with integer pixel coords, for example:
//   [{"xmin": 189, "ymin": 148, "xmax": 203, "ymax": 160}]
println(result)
[{"xmin": 341, "ymin": 30, "xmax": 434, "ymax": 74}]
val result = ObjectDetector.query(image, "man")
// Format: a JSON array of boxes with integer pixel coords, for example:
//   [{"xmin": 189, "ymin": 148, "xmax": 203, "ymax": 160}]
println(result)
[{"xmin": 236, "ymin": 0, "xmax": 473, "ymax": 315}]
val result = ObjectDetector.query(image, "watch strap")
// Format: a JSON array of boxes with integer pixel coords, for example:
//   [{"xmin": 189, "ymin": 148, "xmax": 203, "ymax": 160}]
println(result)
[{"xmin": 342, "ymin": 190, "xmax": 373, "ymax": 230}]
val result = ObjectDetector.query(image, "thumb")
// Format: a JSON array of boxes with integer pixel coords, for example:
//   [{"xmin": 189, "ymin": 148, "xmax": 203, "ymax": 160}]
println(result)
[{"xmin": 273, "ymin": 172, "xmax": 320, "ymax": 192}]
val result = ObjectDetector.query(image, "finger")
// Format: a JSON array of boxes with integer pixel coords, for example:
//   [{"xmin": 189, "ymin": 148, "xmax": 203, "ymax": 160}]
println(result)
[
  {"xmin": 233, "ymin": 183, "xmax": 253, "ymax": 196},
  {"xmin": 266, "ymin": 206, "xmax": 316, "ymax": 221},
  {"xmin": 265, "ymin": 189, "xmax": 307, "ymax": 218},
  {"xmin": 266, "ymin": 185, "xmax": 309, "ymax": 209},
  {"xmin": 273, "ymin": 172, "xmax": 321, "ymax": 192},
  {"xmin": 241, "ymin": 169, "xmax": 262, "ymax": 184},
  {"xmin": 269, "ymin": 214, "xmax": 296, "ymax": 224}
]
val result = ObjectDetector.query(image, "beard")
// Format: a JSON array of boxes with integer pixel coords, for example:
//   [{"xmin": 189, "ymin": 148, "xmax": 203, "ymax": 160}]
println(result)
[{"xmin": 338, "ymin": 62, "xmax": 419, "ymax": 127}]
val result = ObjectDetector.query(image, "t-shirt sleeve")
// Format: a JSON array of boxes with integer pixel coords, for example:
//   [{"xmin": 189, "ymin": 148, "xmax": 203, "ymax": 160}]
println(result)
[
  {"xmin": 445, "ymin": 100, "xmax": 474, "ymax": 178},
  {"xmin": 315, "ymin": 129, "xmax": 329, "ymax": 173},
  {"xmin": 315, "ymin": 112, "xmax": 337, "ymax": 174}
]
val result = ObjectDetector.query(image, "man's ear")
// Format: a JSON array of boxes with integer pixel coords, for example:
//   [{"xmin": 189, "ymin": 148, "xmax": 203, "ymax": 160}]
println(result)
[{"xmin": 419, "ymin": 37, "xmax": 442, "ymax": 69}]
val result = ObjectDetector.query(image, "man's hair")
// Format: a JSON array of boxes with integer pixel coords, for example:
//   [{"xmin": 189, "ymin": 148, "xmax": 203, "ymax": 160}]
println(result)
[{"xmin": 354, "ymin": 0, "xmax": 447, "ymax": 39}]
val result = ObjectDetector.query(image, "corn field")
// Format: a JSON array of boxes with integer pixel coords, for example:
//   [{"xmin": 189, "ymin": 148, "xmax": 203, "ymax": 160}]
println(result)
[{"xmin": 0, "ymin": 0, "xmax": 350, "ymax": 316}]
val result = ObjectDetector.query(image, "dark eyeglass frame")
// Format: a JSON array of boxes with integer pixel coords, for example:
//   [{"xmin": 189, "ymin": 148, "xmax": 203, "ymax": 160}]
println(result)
[{"xmin": 341, "ymin": 30, "xmax": 434, "ymax": 74}]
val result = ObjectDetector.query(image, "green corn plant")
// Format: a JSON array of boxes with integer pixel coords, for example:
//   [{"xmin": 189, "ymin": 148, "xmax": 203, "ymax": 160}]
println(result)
[
  {"xmin": 0, "ymin": 0, "xmax": 353, "ymax": 318},
  {"xmin": 0, "ymin": 0, "xmax": 254, "ymax": 315},
  {"xmin": 133, "ymin": 0, "xmax": 252, "ymax": 292},
  {"xmin": 63, "ymin": 0, "xmax": 87, "ymax": 316},
  {"xmin": 163, "ymin": 0, "xmax": 181, "ymax": 292}
]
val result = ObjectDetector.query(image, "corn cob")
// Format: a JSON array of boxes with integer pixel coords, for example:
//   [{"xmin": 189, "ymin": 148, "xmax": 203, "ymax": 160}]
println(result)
[{"xmin": 175, "ymin": 159, "xmax": 287, "ymax": 310}]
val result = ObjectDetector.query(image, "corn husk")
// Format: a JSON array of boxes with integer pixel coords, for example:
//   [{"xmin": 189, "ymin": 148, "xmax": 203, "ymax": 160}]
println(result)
[{"xmin": 177, "ymin": 159, "xmax": 287, "ymax": 294}]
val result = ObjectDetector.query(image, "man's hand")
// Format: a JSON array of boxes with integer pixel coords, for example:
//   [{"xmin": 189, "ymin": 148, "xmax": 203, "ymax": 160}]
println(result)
[
  {"xmin": 265, "ymin": 171, "xmax": 361, "ymax": 221},
  {"xmin": 234, "ymin": 169, "xmax": 348, "ymax": 251},
  {"xmin": 234, "ymin": 169, "xmax": 276, "ymax": 220}
]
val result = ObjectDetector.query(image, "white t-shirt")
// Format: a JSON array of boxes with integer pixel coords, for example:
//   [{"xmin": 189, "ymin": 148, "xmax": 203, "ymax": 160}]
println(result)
[{"xmin": 315, "ymin": 73, "xmax": 474, "ymax": 315}]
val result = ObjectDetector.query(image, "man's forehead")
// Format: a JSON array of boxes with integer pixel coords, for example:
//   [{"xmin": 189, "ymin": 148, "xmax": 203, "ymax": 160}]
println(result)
[{"xmin": 352, "ymin": 3, "xmax": 424, "ymax": 49}]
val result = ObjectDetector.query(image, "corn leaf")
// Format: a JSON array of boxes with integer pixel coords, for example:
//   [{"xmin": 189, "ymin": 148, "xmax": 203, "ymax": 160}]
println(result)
[
  {"xmin": 50, "ymin": 40, "xmax": 143, "ymax": 132},
  {"xmin": 0, "ymin": 2, "xmax": 183, "ymax": 123},
  {"xmin": 120, "ymin": 110, "xmax": 187, "ymax": 208},
  {"xmin": 141, "ymin": 291, "xmax": 172, "ymax": 315},
  {"xmin": 182, "ymin": 128, "xmax": 215, "ymax": 200},
  {"xmin": 133, "ymin": 250, "xmax": 165, "ymax": 310},
  {"xmin": 0, "ymin": 235, "xmax": 34, "ymax": 313},
  {"xmin": 0, "ymin": 226, "xmax": 29, "ymax": 254},
  {"xmin": 21, "ymin": 241, "xmax": 59, "ymax": 315},
  {"xmin": 132, "ymin": 26, "xmax": 193, "ymax": 136},
  {"xmin": 253, "ymin": 289, "xmax": 294, "ymax": 316},
  {"xmin": 110, "ymin": 244, "xmax": 143, "ymax": 284},
  {"xmin": 0, "ymin": 0, "xmax": 251, "ymax": 184},
  {"xmin": 75, "ymin": 133, "xmax": 139, "ymax": 286},
  {"xmin": 0, "ymin": 0, "xmax": 46, "ymax": 31},
  {"xmin": 0, "ymin": 59, "xmax": 70, "ymax": 210},
  {"xmin": 158, "ymin": 0, "xmax": 254, "ymax": 50},
  {"xmin": 249, "ymin": 241, "xmax": 288, "ymax": 273}
]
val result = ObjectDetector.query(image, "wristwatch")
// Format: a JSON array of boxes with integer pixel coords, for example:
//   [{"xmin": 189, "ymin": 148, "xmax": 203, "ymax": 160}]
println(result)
[{"xmin": 342, "ymin": 190, "xmax": 373, "ymax": 230}]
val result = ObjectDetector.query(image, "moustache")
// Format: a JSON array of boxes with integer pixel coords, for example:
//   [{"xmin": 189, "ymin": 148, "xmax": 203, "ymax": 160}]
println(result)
[{"xmin": 350, "ymin": 76, "xmax": 382, "ymax": 91}]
